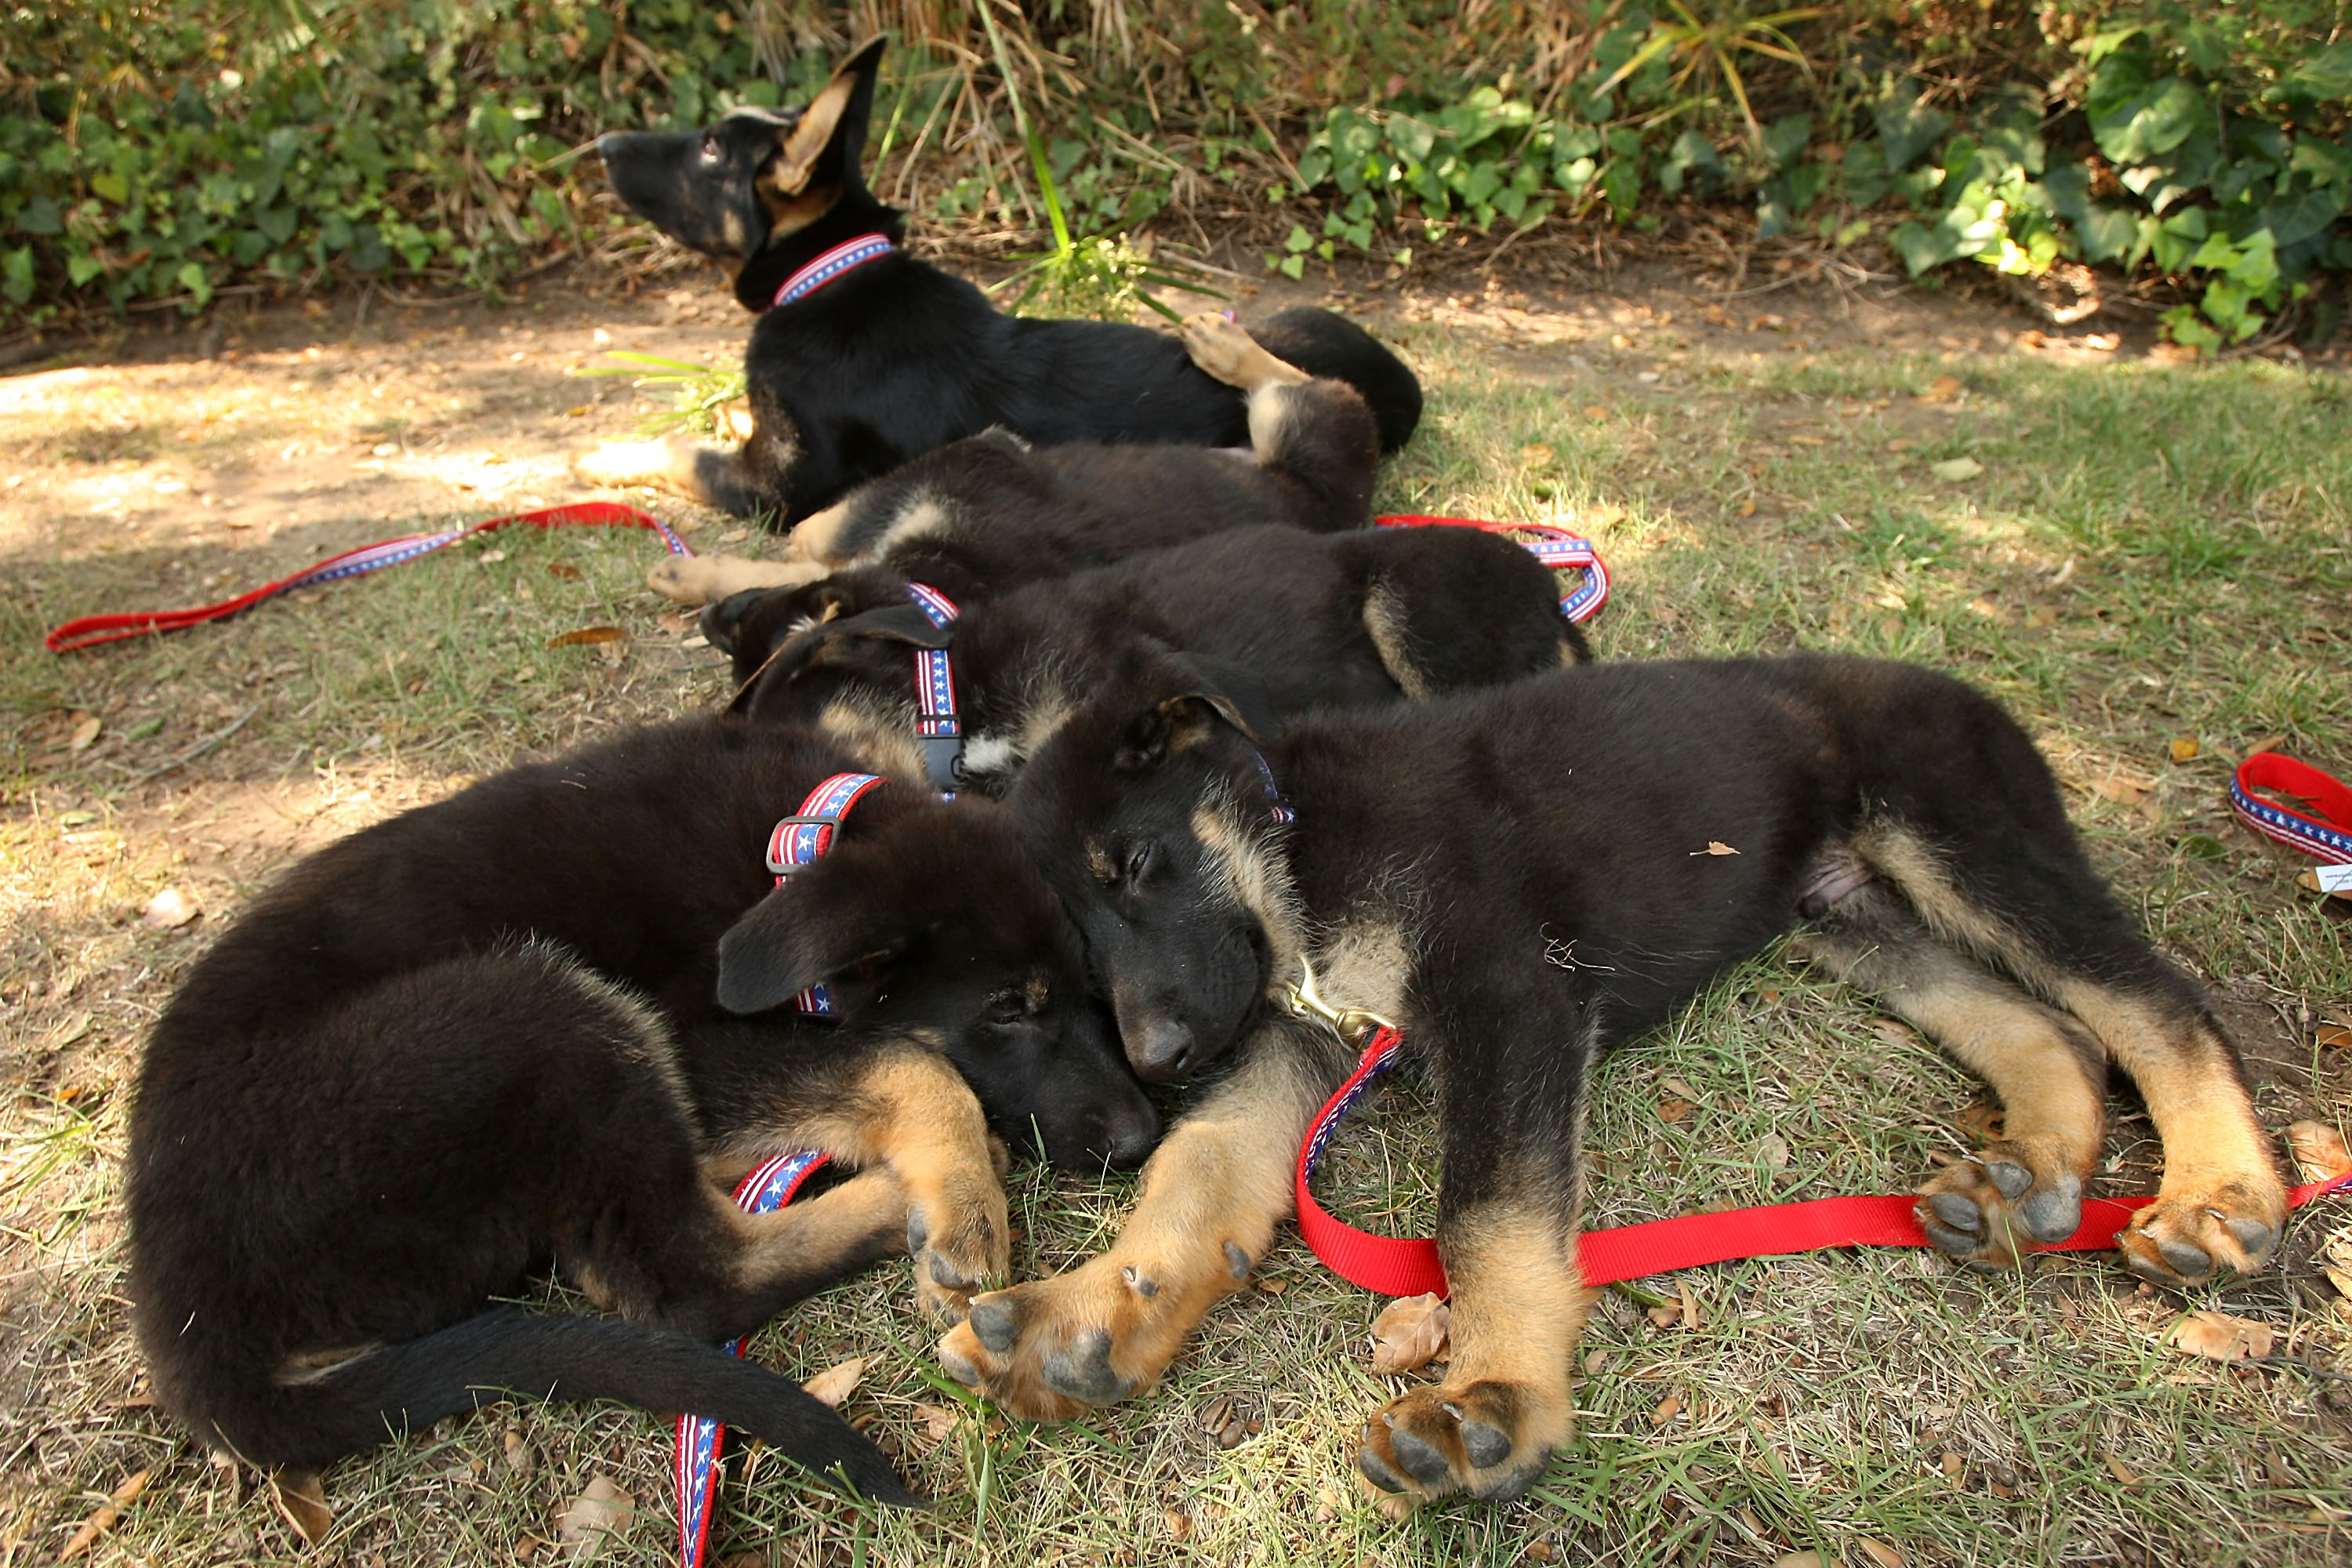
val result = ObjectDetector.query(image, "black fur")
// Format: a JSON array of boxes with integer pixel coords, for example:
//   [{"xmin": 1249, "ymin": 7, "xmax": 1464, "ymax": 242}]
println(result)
[
  {"xmin": 594, "ymin": 40, "xmax": 1420, "ymax": 523},
  {"xmin": 127, "ymin": 717, "xmax": 1152, "ymax": 1492},
  {"xmin": 713, "ymin": 523, "xmax": 1588, "ymax": 796}
]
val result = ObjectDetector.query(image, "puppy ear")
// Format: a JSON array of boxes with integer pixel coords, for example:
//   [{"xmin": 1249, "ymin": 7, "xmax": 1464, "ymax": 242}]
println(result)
[
  {"xmin": 767, "ymin": 38, "xmax": 885, "ymax": 194},
  {"xmin": 715, "ymin": 859, "xmax": 905, "ymax": 1015}
]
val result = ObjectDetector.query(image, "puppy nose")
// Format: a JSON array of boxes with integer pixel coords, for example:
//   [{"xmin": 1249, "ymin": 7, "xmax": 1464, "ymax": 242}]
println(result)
[
  {"xmin": 1102, "ymin": 1100, "xmax": 1162, "ymax": 1167},
  {"xmin": 1130, "ymin": 1018, "xmax": 1194, "ymax": 1082},
  {"xmin": 593, "ymin": 133, "xmax": 619, "ymax": 161}
]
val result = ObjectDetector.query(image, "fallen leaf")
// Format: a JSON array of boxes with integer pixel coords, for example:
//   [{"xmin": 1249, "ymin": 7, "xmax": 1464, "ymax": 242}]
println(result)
[
  {"xmin": 1198, "ymin": 1395, "xmax": 1236, "ymax": 1432},
  {"xmin": 1939, "ymin": 1451, "xmax": 1965, "ymax": 1477},
  {"xmin": 2166, "ymin": 1309, "xmax": 2274, "ymax": 1363},
  {"xmin": 1657, "ymin": 1098, "xmax": 1694, "ymax": 1123},
  {"xmin": 1582, "ymin": 1347, "xmax": 1613, "ymax": 1375},
  {"xmin": 58, "ymin": 1466, "xmax": 151, "ymax": 1561},
  {"xmin": 271, "ymin": 1470, "xmax": 332, "ymax": 1547},
  {"xmin": 1650, "ymin": 1394, "xmax": 1682, "ymax": 1425},
  {"xmin": 2324, "ymin": 1263, "xmax": 2352, "ymax": 1301},
  {"xmin": 547, "ymin": 626, "xmax": 626, "ymax": 648},
  {"xmin": 2102, "ymin": 1453, "xmax": 2142, "ymax": 1487},
  {"xmin": 1646, "ymin": 1303, "xmax": 1682, "ymax": 1329},
  {"xmin": 1370, "ymin": 1292, "xmax": 1450, "ymax": 1374},
  {"xmin": 1697, "ymin": 840, "xmax": 1740, "ymax": 856},
  {"xmin": 1738, "ymin": 497, "xmax": 1759, "ymax": 517},
  {"xmin": 2287, "ymin": 1121, "xmax": 2352, "ymax": 1182},
  {"xmin": 1519, "ymin": 442, "xmax": 1555, "ymax": 466},
  {"xmin": 1163, "ymin": 1508, "xmax": 1192, "ymax": 1541},
  {"xmin": 911, "ymin": 1403, "xmax": 958, "ymax": 1447},
  {"xmin": 1853, "ymin": 1538, "xmax": 1907, "ymax": 1568},
  {"xmin": 1870, "ymin": 1018, "xmax": 1924, "ymax": 1050},
  {"xmin": 1255, "ymin": 1276, "xmax": 1289, "ymax": 1294},
  {"xmin": 69, "ymin": 714, "xmax": 103, "ymax": 751},
  {"xmin": 1884, "ymin": 437, "xmax": 1915, "ymax": 452},
  {"xmin": 479, "ymin": 547, "xmax": 508, "ymax": 564},
  {"xmin": 2169, "ymin": 736, "xmax": 2199, "ymax": 762},
  {"xmin": 1677, "ymin": 1277, "xmax": 1704, "ymax": 1330},
  {"xmin": 801, "ymin": 1356, "xmax": 866, "ymax": 1407},
  {"xmin": 2317, "ymin": 1024, "xmax": 2351, "ymax": 1050},
  {"xmin": 41, "ymin": 1011, "xmax": 93, "ymax": 1053},
  {"xmin": 503, "ymin": 1428, "xmax": 536, "ymax": 1475},
  {"xmin": 1930, "ymin": 456, "xmax": 1984, "ymax": 483},
  {"xmin": 554, "ymin": 1475, "xmax": 637, "ymax": 1555},
  {"xmin": 2247, "ymin": 733, "xmax": 2287, "ymax": 760},
  {"xmin": 1526, "ymin": 1542, "xmax": 1558, "ymax": 1563},
  {"xmin": 141, "ymin": 887, "xmax": 199, "ymax": 929},
  {"xmin": 1583, "ymin": 404, "xmax": 1608, "ymax": 420},
  {"xmin": 1773, "ymin": 1555, "xmax": 1828, "ymax": 1568},
  {"xmin": 546, "ymin": 561, "xmax": 583, "ymax": 580},
  {"xmin": 2092, "ymin": 775, "xmax": 2150, "ymax": 805},
  {"xmin": 1755, "ymin": 1132, "xmax": 1791, "ymax": 1171}
]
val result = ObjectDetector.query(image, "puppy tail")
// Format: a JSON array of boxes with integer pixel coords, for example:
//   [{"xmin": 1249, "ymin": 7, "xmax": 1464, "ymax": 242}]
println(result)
[{"xmin": 199, "ymin": 1308, "xmax": 924, "ymax": 1506}]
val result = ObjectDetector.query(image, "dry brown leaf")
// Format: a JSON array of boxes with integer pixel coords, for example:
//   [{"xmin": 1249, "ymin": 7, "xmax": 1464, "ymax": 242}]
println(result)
[
  {"xmin": 801, "ymin": 1356, "xmax": 866, "ymax": 1407},
  {"xmin": 2287, "ymin": 1121, "xmax": 2352, "ymax": 1182},
  {"xmin": 555, "ymin": 1475, "xmax": 637, "ymax": 1555},
  {"xmin": 2167, "ymin": 1309, "xmax": 2274, "ymax": 1363},
  {"xmin": 271, "ymin": 1469, "xmax": 332, "ymax": 1547},
  {"xmin": 1869, "ymin": 1018, "xmax": 1924, "ymax": 1051},
  {"xmin": 1922, "ymin": 374, "xmax": 1964, "ymax": 402},
  {"xmin": 41, "ymin": 1011, "xmax": 92, "ymax": 1053},
  {"xmin": 1519, "ymin": 442, "xmax": 1555, "ymax": 466},
  {"xmin": 1704, "ymin": 840, "xmax": 1740, "ymax": 856},
  {"xmin": 141, "ymin": 887, "xmax": 199, "ymax": 930},
  {"xmin": 1646, "ymin": 1303, "xmax": 1682, "ymax": 1329},
  {"xmin": 1939, "ymin": 1451, "xmax": 1964, "ymax": 1477},
  {"xmin": 911, "ymin": 1403, "xmax": 958, "ymax": 1447},
  {"xmin": 1255, "ymin": 1276, "xmax": 1289, "ymax": 1294},
  {"xmin": 1162, "ymin": 1508, "xmax": 1192, "ymax": 1541},
  {"xmin": 1755, "ymin": 1132, "xmax": 1791, "ymax": 1171},
  {"xmin": 2102, "ymin": 1453, "xmax": 2142, "ymax": 1487},
  {"xmin": 1930, "ymin": 456, "xmax": 1984, "ymax": 483},
  {"xmin": 58, "ymin": 1466, "xmax": 151, "ymax": 1561},
  {"xmin": 1650, "ymin": 1394, "xmax": 1682, "ymax": 1425},
  {"xmin": 1853, "ymin": 1537, "xmax": 1906, "ymax": 1568},
  {"xmin": 2323, "ymin": 1263, "xmax": 2352, "ymax": 1301},
  {"xmin": 546, "ymin": 626, "xmax": 626, "ymax": 648},
  {"xmin": 2317, "ymin": 1023, "xmax": 2352, "ymax": 1049},
  {"xmin": 1657, "ymin": 1098, "xmax": 1694, "ymax": 1124},
  {"xmin": 1583, "ymin": 404, "xmax": 1609, "ymax": 419},
  {"xmin": 1370, "ymin": 1292, "xmax": 1450, "ymax": 1374},
  {"xmin": 1773, "ymin": 1555, "xmax": 1828, "ymax": 1568},
  {"xmin": 68, "ymin": 714, "xmax": 103, "ymax": 752},
  {"xmin": 2169, "ymin": 736, "xmax": 2199, "ymax": 762},
  {"xmin": 2092, "ymin": 775, "xmax": 2150, "ymax": 804},
  {"xmin": 1738, "ymin": 497, "xmax": 1759, "ymax": 517}
]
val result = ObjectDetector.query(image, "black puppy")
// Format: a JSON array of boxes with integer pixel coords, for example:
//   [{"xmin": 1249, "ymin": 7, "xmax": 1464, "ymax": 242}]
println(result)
[
  {"xmin": 710, "ymin": 522, "xmax": 1587, "ymax": 796},
  {"xmin": 643, "ymin": 311, "xmax": 1378, "ymax": 608},
  {"xmin": 939, "ymin": 653, "xmax": 2285, "ymax": 1512},
  {"xmin": 127, "ymin": 717, "xmax": 1155, "ymax": 1504},
  {"xmin": 581, "ymin": 39, "xmax": 1419, "ymax": 525}
]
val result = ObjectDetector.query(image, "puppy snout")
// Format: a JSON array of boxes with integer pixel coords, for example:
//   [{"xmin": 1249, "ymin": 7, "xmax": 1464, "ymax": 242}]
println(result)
[
  {"xmin": 1129, "ymin": 1017, "xmax": 1195, "ymax": 1082},
  {"xmin": 1102, "ymin": 1099, "xmax": 1162, "ymax": 1167}
]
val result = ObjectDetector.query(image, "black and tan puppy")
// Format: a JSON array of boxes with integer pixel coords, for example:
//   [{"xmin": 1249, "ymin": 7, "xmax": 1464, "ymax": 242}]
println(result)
[
  {"xmin": 642, "ymin": 312, "xmax": 1379, "ymax": 608},
  {"xmin": 710, "ymin": 521, "xmax": 1587, "ymax": 795},
  {"xmin": 938, "ymin": 652, "xmax": 2286, "ymax": 1511},
  {"xmin": 581, "ymin": 39, "xmax": 1420, "ymax": 525},
  {"xmin": 127, "ymin": 717, "xmax": 1155, "ymax": 1504}
]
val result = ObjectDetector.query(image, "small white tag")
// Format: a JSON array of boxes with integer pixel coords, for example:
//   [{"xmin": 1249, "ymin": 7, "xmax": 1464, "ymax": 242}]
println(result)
[{"xmin": 2319, "ymin": 863, "xmax": 2352, "ymax": 895}]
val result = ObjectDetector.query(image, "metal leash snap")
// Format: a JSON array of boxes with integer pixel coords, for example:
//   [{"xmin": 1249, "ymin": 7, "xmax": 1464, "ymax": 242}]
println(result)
[{"xmin": 1285, "ymin": 956, "xmax": 1393, "ymax": 1047}]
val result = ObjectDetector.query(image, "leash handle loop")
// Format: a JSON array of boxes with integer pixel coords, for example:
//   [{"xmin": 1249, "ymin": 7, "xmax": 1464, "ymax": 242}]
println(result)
[
  {"xmin": 676, "ymin": 1149, "xmax": 829, "ymax": 1568},
  {"xmin": 45, "ymin": 502, "xmax": 691, "ymax": 653},
  {"xmin": 1295, "ymin": 1023, "xmax": 2352, "ymax": 1298},
  {"xmin": 2230, "ymin": 752, "xmax": 2352, "ymax": 866}
]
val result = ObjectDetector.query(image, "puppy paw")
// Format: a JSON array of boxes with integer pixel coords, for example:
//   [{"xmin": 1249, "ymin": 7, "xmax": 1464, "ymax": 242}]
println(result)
[
  {"xmin": 1914, "ymin": 1139, "xmax": 2088, "ymax": 1269},
  {"xmin": 904, "ymin": 1169, "xmax": 1010, "ymax": 1319},
  {"xmin": 2118, "ymin": 1177, "xmax": 2285, "ymax": 1287},
  {"xmin": 645, "ymin": 554, "xmax": 822, "ymax": 606},
  {"xmin": 1177, "ymin": 311, "xmax": 1305, "ymax": 392},
  {"xmin": 1356, "ymin": 1377, "xmax": 1570, "ymax": 1515},
  {"xmin": 938, "ymin": 1247, "xmax": 1235, "ymax": 1421}
]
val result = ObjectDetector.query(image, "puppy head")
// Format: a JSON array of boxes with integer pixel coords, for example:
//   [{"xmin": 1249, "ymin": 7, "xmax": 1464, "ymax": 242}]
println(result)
[
  {"xmin": 716, "ymin": 789, "xmax": 1158, "ymax": 1167},
  {"xmin": 1009, "ymin": 648, "xmax": 1289, "ymax": 1083},
  {"xmin": 709, "ymin": 567, "xmax": 924, "ymax": 695},
  {"xmin": 595, "ymin": 38, "xmax": 887, "ymax": 269}
]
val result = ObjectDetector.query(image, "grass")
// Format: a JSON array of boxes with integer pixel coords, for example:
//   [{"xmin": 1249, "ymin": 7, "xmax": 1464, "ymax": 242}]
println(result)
[{"xmin": 2, "ymin": 283, "xmax": 2350, "ymax": 1567}]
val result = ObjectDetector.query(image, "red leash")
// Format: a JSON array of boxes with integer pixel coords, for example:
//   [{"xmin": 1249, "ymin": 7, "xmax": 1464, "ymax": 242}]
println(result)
[
  {"xmin": 2230, "ymin": 752, "xmax": 2352, "ymax": 891},
  {"xmin": 44, "ymin": 502, "xmax": 691, "ymax": 653},
  {"xmin": 1294, "ymin": 1007, "xmax": 2351, "ymax": 1298}
]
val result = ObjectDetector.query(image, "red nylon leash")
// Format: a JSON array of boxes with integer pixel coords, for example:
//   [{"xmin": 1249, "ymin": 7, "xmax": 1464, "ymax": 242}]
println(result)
[
  {"xmin": 44, "ymin": 502, "xmax": 691, "ymax": 653},
  {"xmin": 1294, "ymin": 1020, "xmax": 2352, "ymax": 1297},
  {"xmin": 2230, "ymin": 752, "xmax": 2352, "ymax": 881}
]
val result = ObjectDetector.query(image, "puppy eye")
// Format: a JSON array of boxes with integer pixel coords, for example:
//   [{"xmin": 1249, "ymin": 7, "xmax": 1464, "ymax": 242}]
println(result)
[
  {"xmin": 1121, "ymin": 842, "xmax": 1153, "ymax": 887},
  {"xmin": 700, "ymin": 136, "xmax": 720, "ymax": 160}
]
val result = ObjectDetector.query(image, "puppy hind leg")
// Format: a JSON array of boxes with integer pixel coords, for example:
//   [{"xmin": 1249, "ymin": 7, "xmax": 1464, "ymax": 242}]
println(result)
[
  {"xmin": 1178, "ymin": 310, "xmax": 1310, "ymax": 391},
  {"xmin": 1793, "ymin": 881, "xmax": 2106, "ymax": 1269}
]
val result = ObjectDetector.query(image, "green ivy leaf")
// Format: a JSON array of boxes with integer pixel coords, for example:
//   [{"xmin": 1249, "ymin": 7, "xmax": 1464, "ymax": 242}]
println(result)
[{"xmin": 90, "ymin": 172, "xmax": 129, "ymax": 205}]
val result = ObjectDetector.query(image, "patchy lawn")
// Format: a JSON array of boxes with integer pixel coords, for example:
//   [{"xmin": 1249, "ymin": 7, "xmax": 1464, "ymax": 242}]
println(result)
[{"xmin": 3, "ymin": 255, "xmax": 2349, "ymax": 1568}]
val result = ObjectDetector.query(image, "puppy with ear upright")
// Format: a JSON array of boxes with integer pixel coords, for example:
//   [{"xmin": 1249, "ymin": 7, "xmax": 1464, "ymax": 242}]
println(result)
[
  {"xmin": 582, "ymin": 40, "xmax": 1422, "ymax": 526},
  {"xmin": 126, "ymin": 716, "xmax": 1156, "ymax": 1504}
]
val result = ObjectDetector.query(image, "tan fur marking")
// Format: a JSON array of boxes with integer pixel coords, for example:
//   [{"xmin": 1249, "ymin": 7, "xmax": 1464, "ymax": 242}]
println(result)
[
  {"xmin": 816, "ymin": 692, "xmax": 927, "ymax": 786},
  {"xmin": 875, "ymin": 495, "xmax": 954, "ymax": 556},
  {"xmin": 274, "ymin": 1345, "xmax": 382, "ymax": 1387},
  {"xmin": 786, "ymin": 498, "xmax": 856, "ymax": 564},
  {"xmin": 1308, "ymin": 920, "xmax": 1414, "ymax": 1028},
  {"xmin": 769, "ymin": 73, "xmax": 858, "ymax": 192},
  {"xmin": 644, "ymin": 554, "xmax": 827, "ymax": 607},
  {"xmin": 937, "ymin": 1035, "xmax": 1327, "ymax": 1419},
  {"xmin": 1178, "ymin": 310, "xmax": 1310, "ymax": 390},
  {"xmin": 1361, "ymin": 580, "xmax": 1432, "ymax": 699},
  {"xmin": 1191, "ymin": 797, "xmax": 1307, "ymax": 982}
]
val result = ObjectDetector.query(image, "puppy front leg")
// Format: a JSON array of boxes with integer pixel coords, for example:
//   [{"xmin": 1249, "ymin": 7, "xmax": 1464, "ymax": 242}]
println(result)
[
  {"xmin": 938, "ymin": 1030, "xmax": 1331, "ymax": 1420},
  {"xmin": 644, "ymin": 552, "xmax": 829, "ymax": 606}
]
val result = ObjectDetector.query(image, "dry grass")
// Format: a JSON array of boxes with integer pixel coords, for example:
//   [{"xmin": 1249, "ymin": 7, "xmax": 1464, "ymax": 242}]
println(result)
[{"xmin": 2, "ymin": 260, "xmax": 2350, "ymax": 1567}]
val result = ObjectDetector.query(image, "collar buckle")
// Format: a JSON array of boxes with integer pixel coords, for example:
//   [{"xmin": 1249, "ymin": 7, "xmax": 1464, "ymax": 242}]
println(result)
[{"xmin": 1284, "ymin": 956, "xmax": 1393, "ymax": 1047}]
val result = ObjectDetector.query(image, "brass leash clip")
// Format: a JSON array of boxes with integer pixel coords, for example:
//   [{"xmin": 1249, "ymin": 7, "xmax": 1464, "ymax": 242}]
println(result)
[{"xmin": 1284, "ymin": 956, "xmax": 1396, "ymax": 1048}]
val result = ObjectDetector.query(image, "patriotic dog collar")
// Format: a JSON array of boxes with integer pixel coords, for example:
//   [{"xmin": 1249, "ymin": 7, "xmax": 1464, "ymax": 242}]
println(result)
[
  {"xmin": 771, "ymin": 233, "xmax": 894, "ymax": 310},
  {"xmin": 763, "ymin": 771, "xmax": 888, "ymax": 1014},
  {"xmin": 903, "ymin": 582, "xmax": 964, "ymax": 791}
]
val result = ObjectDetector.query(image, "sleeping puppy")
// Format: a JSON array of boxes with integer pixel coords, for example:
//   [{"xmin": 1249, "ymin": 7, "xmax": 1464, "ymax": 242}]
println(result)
[
  {"xmin": 127, "ymin": 716, "xmax": 1155, "ymax": 1507},
  {"xmin": 580, "ymin": 38, "xmax": 1419, "ymax": 526},
  {"xmin": 938, "ymin": 652, "xmax": 2286, "ymax": 1512},
  {"xmin": 706, "ymin": 521, "xmax": 1588, "ymax": 795},
  {"xmin": 642, "ymin": 312, "xmax": 1377, "ymax": 608}
]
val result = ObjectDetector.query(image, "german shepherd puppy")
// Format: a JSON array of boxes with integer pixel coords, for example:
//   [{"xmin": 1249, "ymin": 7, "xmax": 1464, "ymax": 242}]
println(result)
[
  {"xmin": 709, "ymin": 521, "xmax": 1587, "ymax": 796},
  {"xmin": 582, "ymin": 39, "xmax": 1421, "ymax": 525},
  {"xmin": 127, "ymin": 717, "xmax": 1156, "ymax": 1503},
  {"xmin": 641, "ymin": 312, "xmax": 1378, "ymax": 608},
  {"xmin": 938, "ymin": 652, "xmax": 2286, "ymax": 1512}
]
